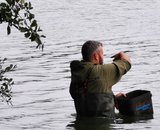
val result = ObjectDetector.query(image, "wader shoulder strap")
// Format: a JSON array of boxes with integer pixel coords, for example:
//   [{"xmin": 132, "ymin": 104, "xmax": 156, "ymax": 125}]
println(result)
[
  {"xmin": 75, "ymin": 66, "xmax": 94, "ymax": 94},
  {"xmin": 74, "ymin": 66, "xmax": 94, "ymax": 116},
  {"xmin": 83, "ymin": 66, "xmax": 94, "ymax": 97}
]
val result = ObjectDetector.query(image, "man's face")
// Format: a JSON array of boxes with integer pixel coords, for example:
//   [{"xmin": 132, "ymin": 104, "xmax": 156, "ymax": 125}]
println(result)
[{"xmin": 98, "ymin": 46, "xmax": 103, "ymax": 65}]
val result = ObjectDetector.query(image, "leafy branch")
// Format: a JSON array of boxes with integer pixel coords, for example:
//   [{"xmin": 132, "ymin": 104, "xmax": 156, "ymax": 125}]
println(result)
[
  {"xmin": 0, "ymin": 0, "xmax": 46, "ymax": 49},
  {"xmin": 0, "ymin": 58, "xmax": 16, "ymax": 105}
]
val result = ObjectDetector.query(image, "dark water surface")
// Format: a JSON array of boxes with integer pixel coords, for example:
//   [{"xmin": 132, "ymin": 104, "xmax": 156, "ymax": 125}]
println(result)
[{"xmin": 0, "ymin": 0, "xmax": 160, "ymax": 129}]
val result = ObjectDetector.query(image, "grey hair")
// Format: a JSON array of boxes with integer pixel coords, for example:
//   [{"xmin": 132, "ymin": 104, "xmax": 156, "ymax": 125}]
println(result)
[{"xmin": 81, "ymin": 40, "xmax": 102, "ymax": 62}]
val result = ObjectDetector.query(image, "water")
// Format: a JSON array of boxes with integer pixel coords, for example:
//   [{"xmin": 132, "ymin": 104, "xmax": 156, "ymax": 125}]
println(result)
[{"xmin": 0, "ymin": 0, "xmax": 160, "ymax": 129}]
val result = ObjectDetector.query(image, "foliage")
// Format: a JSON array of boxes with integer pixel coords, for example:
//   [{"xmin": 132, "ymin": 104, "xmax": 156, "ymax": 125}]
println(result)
[
  {"xmin": 0, "ymin": 0, "xmax": 46, "ymax": 49},
  {"xmin": 0, "ymin": 0, "xmax": 46, "ymax": 104},
  {"xmin": 0, "ymin": 58, "xmax": 16, "ymax": 105}
]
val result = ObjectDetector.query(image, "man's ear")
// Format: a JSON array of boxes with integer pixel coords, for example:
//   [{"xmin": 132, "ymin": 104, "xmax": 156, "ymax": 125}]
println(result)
[{"xmin": 94, "ymin": 53, "xmax": 99, "ymax": 60}]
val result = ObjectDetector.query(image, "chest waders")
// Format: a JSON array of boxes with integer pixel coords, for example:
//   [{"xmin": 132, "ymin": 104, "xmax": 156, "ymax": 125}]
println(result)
[{"xmin": 73, "ymin": 65, "xmax": 116, "ymax": 117}]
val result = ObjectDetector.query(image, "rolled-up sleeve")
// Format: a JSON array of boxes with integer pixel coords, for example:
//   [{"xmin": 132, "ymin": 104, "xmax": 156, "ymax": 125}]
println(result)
[{"xmin": 113, "ymin": 60, "xmax": 131, "ymax": 76}]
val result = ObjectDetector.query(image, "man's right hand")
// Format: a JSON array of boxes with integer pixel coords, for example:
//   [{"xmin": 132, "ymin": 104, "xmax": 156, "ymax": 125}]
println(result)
[{"xmin": 111, "ymin": 52, "xmax": 131, "ymax": 64}]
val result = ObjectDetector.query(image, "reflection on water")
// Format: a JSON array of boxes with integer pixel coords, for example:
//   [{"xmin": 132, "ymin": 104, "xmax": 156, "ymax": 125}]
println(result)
[
  {"xmin": 0, "ymin": 0, "xmax": 160, "ymax": 130},
  {"xmin": 67, "ymin": 114, "xmax": 153, "ymax": 130},
  {"xmin": 116, "ymin": 114, "xmax": 154, "ymax": 124},
  {"xmin": 67, "ymin": 117, "xmax": 112, "ymax": 130}
]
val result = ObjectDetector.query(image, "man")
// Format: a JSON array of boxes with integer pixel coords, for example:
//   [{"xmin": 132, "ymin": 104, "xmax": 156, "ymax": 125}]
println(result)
[{"xmin": 69, "ymin": 40, "xmax": 131, "ymax": 118}]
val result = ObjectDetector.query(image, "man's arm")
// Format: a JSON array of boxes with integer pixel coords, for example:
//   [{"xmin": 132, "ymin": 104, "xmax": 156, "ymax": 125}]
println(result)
[{"xmin": 111, "ymin": 52, "xmax": 131, "ymax": 64}]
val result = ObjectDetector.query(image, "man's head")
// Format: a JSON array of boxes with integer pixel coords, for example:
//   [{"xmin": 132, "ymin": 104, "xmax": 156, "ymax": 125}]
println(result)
[{"xmin": 81, "ymin": 40, "xmax": 103, "ymax": 65}]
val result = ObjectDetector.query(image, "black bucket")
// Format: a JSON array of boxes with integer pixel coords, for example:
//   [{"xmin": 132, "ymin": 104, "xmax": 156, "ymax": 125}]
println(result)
[{"xmin": 116, "ymin": 90, "xmax": 154, "ymax": 116}]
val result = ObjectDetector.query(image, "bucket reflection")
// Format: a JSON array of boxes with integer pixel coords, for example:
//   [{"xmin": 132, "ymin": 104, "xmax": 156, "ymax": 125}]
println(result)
[{"xmin": 116, "ymin": 113, "xmax": 154, "ymax": 124}]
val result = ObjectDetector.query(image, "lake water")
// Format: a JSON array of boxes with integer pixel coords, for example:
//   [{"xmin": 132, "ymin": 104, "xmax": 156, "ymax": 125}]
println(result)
[{"xmin": 0, "ymin": 0, "xmax": 160, "ymax": 129}]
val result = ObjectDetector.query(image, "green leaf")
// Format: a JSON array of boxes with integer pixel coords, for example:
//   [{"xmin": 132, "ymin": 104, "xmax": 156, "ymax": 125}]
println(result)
[
  {"xmin": 0, "ymin": 3, "xmax": 7, "ymax": 7},
  {"xmin": 29, "ymin": 33, "xmax": 36, "ymax": 41},
  {"xmin": 19, "ymin": 27, "xmax": 28, "ymax": 32},
  {"xmin": 3, "ymin": 83, "xmax": 8, "ymax": 89},
  {"xmin": 41, "ymin": 35, "xmax": 46, "ymax": 38},
  {"xmin": 35, "ymin": 37, "xmax": 42, "ymax": 45},
  {"xmin": 24, "ymin": 2, "xmax": 28, "ymax": 8},
  {"xmin": 12, "ymin": 0, "xmax": 15, "ymax": 5},
  {"xmin": 24, "ymin": 13, "xmax": 27, "ymax": 17},
  {"xmin": 5, "ymin": 14, "xmax": 11, "ymax": 21},
  {"xmin": 19, "ymin": 19, "xmax": 23, "ymax": 22},
  {"xmin": 31, "ymin": 20, "xmax": 37, "ymax": 27},
  {"xmin": 5, "ymin": 67, "xmax": 11, "ymax": 71},
  {"xmin": 28, "ymin": 13, "xmax": 34, "ymax": 21},
  {"xmin": 8, "ymin": 78, "xmax": 13, "ymax": 82},
  {"xmin": 3, "ymin": 58, "xmax": 7, "ymax": 61},
  {"xmin": 7, "ymin": 25, "xmax": 11, "ymax": 35},
  {"xmin": 19, "ymin": 3, "xmax": 25, "ymax": 9},
  {"xmin": 13, "ymin": 19, "xmax": 19, "ymax": 24},
  {"xmin": 6, "ymin": 0, "xmax": 12, "ymax": 5},
  {"xmin": 29, "ymin": 2, "xmax": 33, "ymax": 9},
  {"xmin": 24, "ymin": 32, "xmax": 30, "ymax": 38},
  {"xmin": 10, "ymin": 64, "xmax": 13, "ymax": 68}
]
